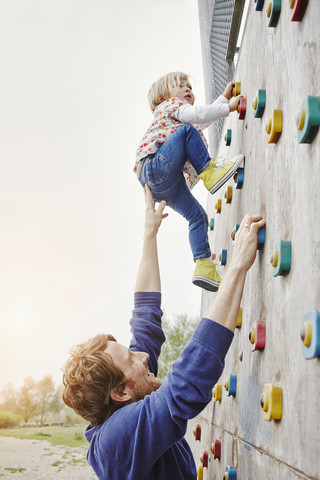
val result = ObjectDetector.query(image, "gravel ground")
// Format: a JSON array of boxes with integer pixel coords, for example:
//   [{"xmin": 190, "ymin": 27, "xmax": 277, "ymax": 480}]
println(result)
[{"xmin": 0, "ymin": 436, "xmax": 97, "ymax": 479}]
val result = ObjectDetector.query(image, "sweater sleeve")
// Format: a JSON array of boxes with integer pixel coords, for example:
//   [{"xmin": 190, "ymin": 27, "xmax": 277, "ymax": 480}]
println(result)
[
  {"xmin": 177, "ymin": 95, "xmax": 230, "ymax": 130},
  {"xmin": 129, "ymin": 292, "xmax": 165, "ymax": 376},
  {"xmin": 165, "ymin": 317, "xmax": 234, "ymax": 418},
  {"xmin": 85, "ymin": 318, "xmax": 234, "ymax": 480}
]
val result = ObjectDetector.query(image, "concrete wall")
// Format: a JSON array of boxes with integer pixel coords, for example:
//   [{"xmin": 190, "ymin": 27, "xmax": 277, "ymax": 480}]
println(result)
[{"xmin": 187, "ymin": 1, "xmax": 320, "ymax": 479}]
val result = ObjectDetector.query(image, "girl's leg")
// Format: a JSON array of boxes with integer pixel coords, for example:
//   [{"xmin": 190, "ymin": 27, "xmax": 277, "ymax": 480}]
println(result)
[
  {"xmin": 140, "ymin": 125, "xmax": 211, "ymax": 196},
  {"xmin": 172, "ymin": 177, "xmax": 221, "ymax": 291},
  {"xmin": 139, "ymin": 148, "xmax": 221, "ymax": 291},
  {"xmin": 171, "ymin": 176, "xmax": 211, "ymax": 261},
  {"xmin": 140, "ymin": 125, "xmax": 211, "ymax": 259}
]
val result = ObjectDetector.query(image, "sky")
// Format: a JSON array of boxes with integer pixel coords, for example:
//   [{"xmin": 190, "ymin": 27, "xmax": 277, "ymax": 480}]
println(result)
[{"xmin": 0, "ymin": 0, "xmax": 210, "ymax": 393}]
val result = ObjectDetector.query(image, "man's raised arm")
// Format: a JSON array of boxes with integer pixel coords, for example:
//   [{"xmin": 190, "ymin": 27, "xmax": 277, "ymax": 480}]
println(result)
[
  {"xmin": 135, "ymin": 185, "xmax": 168, "ymax": 293},
  {"xmin": 204, "ymin": 214, "xmax": 266, "ymax": 332}
]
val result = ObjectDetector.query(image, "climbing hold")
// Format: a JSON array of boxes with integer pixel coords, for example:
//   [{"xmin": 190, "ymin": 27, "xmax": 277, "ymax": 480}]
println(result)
[
  {"xmin": 238, "ymin": 97, "xmax": 247, "ymax": 120},
  {"xmin": 211, "ymin": 439, "xmax": 221, "ymax": 459},
  {"xmin": 197, "ymin": 464, "xmax": 203, "ymax": 480},
  {"xmin": 193, "ymin": 424, "xmax": 201, "ymax": 441},
  {"xmin": 296, "ymin": 96, "xmax": 320, "ymax": 144},
  {"xmin": 224, "ymin": 465, "xmax": 237, "ymax": 479},
  {"xmin": 231, "ymin": 224, "xmax": 240, "ymax": 241},
  {"xmin": 225, "ymin": 129, "xmax": 232, "ymax": 146},
  {"xmin": 239, "ymin": 351, "xmax": 244, "ymax": 361},
  {"xmin": 297, "ymin": 109, "xmax": 305, "ymax": 131},
  {"xmin": 249, "ymin": 329, "xmax": 255, "ymax": 344},
  {"xmin": 301, "ymin": 320, "xmax": 312, "ymax": 347},
  {"xmin": 215, "ymin": 199, "xmax": 222, "ymax": 214},
  {"xmin": 257, "ymin": 225, "xmax": 266, "ymax": 250},
  {"xmin": 209, "ymin": 218, "xmax": 215, "ymax": 231},
  {"xmin": 266, "ymin": 109, "xmax": 282, "ymax": 143},
  {"xmin": 219, "ymin": 249, "xmax": 227, "ymax": 266},
  {"xmin": 270, "ymin": 239, "xmax": 291, "ymax": 276},
  {"xmin": 266, "ymin": 0, "xmax": 281, "ymax": 27},
  {"xmin": 253, "ymin": 89, "xmax": 266, "ymax": 118},
  {"xmin": 301, "ymin": 309, "xmax": 320, "ymax": 359},
  {"xmin": 232, "ymin": 82, "xmax": 241, "ymax": 97},
  {"xmin": 290, "ymin": 0, "xmax": 309, "ymax": 21},
  {"xmin": 261, "ymin": 384, "xmax": 282, "ymax": 421},
  {"xmin": 234, "ymin": 167, "xmax": 244, "ymax": 189},
  {"xmin": 211, "ymin": 253, "xmax": 216, "ymax": 261},
  {"xmin": 271, "ymin": 249, "xmax": 278, "ymax": 267},
  {"xmin": 212, "ymin": 383, "xmax": 222, "ymax": 402},
  {"xmin": 224, "ymin": 186, "xmax": 233, "ymax": 204},
  {"xmin": 236, "ymin": 307, "xmax": 242, "ymax": 328},
  {"xmin": 249, "ymin": 320, "xmax": 266, "ymax": 351},
  {"xmin": 254, "ymin": 0, "xmax": 264, "ymax": 11},
  {"xmin": 225, "ymin": 374, "xmax": 237, "ymax": 397},
  {"xmin": 201, "ymin": 451, "xmax": 208, "ymax": 468}
]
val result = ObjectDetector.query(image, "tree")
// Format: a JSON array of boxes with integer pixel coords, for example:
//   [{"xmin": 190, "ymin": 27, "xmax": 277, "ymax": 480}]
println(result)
[
  {"xmin": 17, "ymin": 376, "xmax": 38, "ymax": 423},
  {"xmin": 157, "ymin": 313, "xmax": 199, "ymax": 380},
  {"xmin": 1, "ymin": 376, "xmax": 80, "ymax": 426},
  {"xmin": 36, "ymin": 375, "xmax": 56, "ymax": 426},
  {"xmin": 1, "ymin": 382, "xmax": 18, "ymax": 413}
]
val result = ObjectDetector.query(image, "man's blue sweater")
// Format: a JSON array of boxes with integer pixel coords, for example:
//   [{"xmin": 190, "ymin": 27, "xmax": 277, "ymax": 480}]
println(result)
[{"xmin": 85, "ymin": 292, "xmax": 233, "ymax": 479}]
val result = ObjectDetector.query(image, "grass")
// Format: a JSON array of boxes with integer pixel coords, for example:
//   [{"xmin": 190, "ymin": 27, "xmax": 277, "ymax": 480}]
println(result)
[
  {"xmin": 4, "ymin": 468, "xmax": 26, "ymax": 473},
  {"xmin": 0, "ymin": 425, "xmax": 88, "ymax": 448}
]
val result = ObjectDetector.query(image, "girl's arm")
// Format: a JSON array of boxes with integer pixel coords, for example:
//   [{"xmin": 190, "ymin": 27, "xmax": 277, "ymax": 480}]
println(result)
[
  {"xmin": 177, "ymin": 95, "xmax": 230, "ymax": 129},
  {"xmin": 177, "ymin": 78, "xmax": 242, "ymax": 130}
]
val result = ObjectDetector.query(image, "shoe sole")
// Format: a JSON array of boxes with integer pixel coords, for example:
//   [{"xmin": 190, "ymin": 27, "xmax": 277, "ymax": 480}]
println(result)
[
  {"xmin": 209, "ymin": 154, "xmax": 244, "ymax": 194},
  {"xmin": 192, "ymin": 275, "xmax": 220, "ymax": 292}
]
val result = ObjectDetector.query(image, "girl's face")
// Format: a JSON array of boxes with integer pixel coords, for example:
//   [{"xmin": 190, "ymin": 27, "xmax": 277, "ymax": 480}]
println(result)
[{"xmin": 170, "ymin": 81, "xmax": 195, "ymax": 105}]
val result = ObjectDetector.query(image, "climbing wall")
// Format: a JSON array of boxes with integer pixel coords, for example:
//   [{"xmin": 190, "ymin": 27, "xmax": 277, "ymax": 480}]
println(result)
[{"xmin": 186, "ymin": 1, "xmax": 320, "ymax": 479}]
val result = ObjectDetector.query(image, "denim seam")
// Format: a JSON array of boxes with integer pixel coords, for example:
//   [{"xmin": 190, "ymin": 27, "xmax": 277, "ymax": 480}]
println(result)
[
  {"xmin": 193, "ymin": 209, "xmax": 211, "ymax": 261},
  {"xmin": 150, "ymin": 176, "xmax": 182, "ymax": 197},
  {"xmin": 145, "ymin": 155, "xmax": 171, "ymax": 186}
]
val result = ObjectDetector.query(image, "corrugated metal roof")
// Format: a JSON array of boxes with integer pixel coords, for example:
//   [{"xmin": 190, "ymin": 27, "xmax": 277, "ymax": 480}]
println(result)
[{"xmin": 210, "ymin": 0, "xmax": 236, "ymax": 140}]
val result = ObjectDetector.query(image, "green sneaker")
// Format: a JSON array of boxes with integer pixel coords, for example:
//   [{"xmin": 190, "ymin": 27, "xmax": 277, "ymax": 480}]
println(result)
[
  {"xmin": 192, "ymin": 259, "xmax": 221, "ymax": 292},
  {"xmin": 199, "ymin": 154, "xmax": 244, "ymax": 194}
]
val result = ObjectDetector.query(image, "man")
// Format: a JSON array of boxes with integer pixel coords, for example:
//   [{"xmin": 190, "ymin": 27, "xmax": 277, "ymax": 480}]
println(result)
[{"xmin": 62, "ymin": 185, "xmax": 265, "ymax": 480}]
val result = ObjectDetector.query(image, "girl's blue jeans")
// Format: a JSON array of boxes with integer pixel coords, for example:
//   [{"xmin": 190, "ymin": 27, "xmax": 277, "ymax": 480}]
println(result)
[{"xmin": 139, "ymin": 124, "xmax": 212, "ymax": 261}]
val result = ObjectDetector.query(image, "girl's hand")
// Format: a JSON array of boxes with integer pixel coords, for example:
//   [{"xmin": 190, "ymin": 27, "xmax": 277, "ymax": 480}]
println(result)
[
  {"xmin": 229, "ymin": 94, "xmax": 243, "ymax": 112},
  {"xmin": 223, "ymin": 81, "xmax": 235, "ymax": 100}
]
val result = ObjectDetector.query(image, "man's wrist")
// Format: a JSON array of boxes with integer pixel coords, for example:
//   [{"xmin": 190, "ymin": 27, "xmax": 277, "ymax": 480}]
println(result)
[
  {"xmin": 143, "ymin": 230, "xmax": 157, "ymax": 241},
  {"xmin": 223, "ymin": 261, "xmax": 247, "ymax": 282}
]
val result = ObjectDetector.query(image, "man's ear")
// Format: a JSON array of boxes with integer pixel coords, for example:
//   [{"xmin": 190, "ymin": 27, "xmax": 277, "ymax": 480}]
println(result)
[{"xmin": 110, "ymin": 387, "xmax": 131, "ymax": 403}]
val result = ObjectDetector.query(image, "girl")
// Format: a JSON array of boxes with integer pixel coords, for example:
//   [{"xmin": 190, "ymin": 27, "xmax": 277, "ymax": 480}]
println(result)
[{"xmin": 135, "ymin": 71, "xmax": 243, "ymax": 292}]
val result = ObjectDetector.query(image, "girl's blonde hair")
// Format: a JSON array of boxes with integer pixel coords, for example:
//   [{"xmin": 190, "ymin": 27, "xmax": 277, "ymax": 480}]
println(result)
[{"xmin": 148, "ymin": 71, "xmax": 190, "ymax": 112}]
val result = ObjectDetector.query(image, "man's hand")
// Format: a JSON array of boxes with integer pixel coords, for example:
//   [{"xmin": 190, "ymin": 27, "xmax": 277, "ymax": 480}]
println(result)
[
  {"xmin": 144, "ymin": 185, "xmax": 168, "ymax": 239},
  {"xmin": 231, "ymin": 215, "xmax": 266, "ymax": 272},
  {"xmin": 135, "ymin": 186, "xmax": 168, "ymax": 293}
]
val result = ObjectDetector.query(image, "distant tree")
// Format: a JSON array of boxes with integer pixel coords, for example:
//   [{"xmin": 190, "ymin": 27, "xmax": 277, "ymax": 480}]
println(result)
[
  {"xmin": 17, "ymin": 376, "xmax": 38, "ymax": 423},
  {"xmin": 36, "ymin": 375, "xmax": 56, "ymax": 426},
  {"xmin": 49, "ymin": 386, "xmax": 64, "ymax": 416},
  {"xmin": 1, "ymin": 382, "xmax": 18, "ymax": 413},
  {"xmin": 157, "ymin": 314, "xmax": 199, "ymax": 380},
  {"xmin": 1, "ymin": 376, "xmax": 77, "ymax": 426}
]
